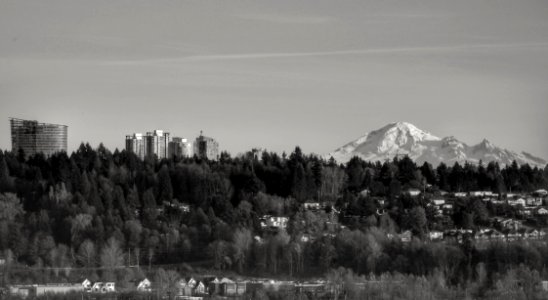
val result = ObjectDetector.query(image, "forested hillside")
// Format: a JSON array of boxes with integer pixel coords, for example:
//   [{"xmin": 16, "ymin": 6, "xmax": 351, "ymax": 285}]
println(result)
[{"xmin": 1, "ymin": 143, "xmax": 547, "ymax": 297}]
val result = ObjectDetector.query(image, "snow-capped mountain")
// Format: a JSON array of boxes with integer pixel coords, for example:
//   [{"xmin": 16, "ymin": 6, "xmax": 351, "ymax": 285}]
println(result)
[{"xmin": 328, "ymin": 122, "xmax": 547, "ymax": 168}]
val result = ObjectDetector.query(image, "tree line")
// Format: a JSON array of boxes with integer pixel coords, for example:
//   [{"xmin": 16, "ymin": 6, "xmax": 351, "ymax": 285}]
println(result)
[{"xmin": 0, "ymin": 144, "xmax": 547, "ymax": 294}]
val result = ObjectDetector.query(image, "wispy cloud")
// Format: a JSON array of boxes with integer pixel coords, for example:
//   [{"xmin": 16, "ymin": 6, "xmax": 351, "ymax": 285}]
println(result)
[
  {"xmin": 234, "ymin": 13, "xmax": 333, "ymax": 24},
  {"xmin": 106, "ymin": 42, "xmax": 548, "ymax": 65}
]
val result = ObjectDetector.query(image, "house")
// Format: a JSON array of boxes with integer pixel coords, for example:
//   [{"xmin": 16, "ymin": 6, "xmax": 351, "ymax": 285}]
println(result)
[
  {"xmin": 399, "ymin": 230, "xmax": 412, "ymax": 243},
  {"xmin": 91, "ymin": 282, "xmax": 103, "ymax": 293},
  {"xmin": 9, "ymin": 285, "xmax": 33, "ymax": 298},
  {"xmin": 526, "ymin": 198, "xmax": 541, "ymax": 206},
  {"xmin": 506, "ymin": 230, "xmax": 522, "ymax": 241},
  {"xmin": 487, "ymin": 230, "xmax": 505, "ymax": 240},
  {"xmin": 444, "ymin": 229, "xmax": 473, "ymax": 244},
  {"xmin": 136, "ymin": 278, "xmax": 152, "ymax": 292},
  {"xmin": 303, "ymin": 202, "xmax": 321, "ymax": 211},
  {"xmin": 92, "ymin": 282, "xmax": 113, "ymax": 293},
  {"xmin": 475, "ymin": 229, "xmax": 507, "ymax": 242},
  {"xmin": 219, "ymin": 278, "xmax": 234, "ymax": 284},
  {"xmin": 508, "ymin": 198, "xmax": 526, "ymax": 207},
  {"xmin": 203, "ymin": 277, "xmax": 220, "ymax": 295},
  {"xmin": 454, "ymin": 192, "xmax": 467, "ymax": 198},
  {"xmin": 219, "ymin": 278, "xmax": 237, "ymax": 296},
  {"xmin": 177, "ymin": 203, "xmax": 191, "ymax": 213},
  {"xmin": 542, "ymin": 281, "xmax": 548, "ymax": 292},
  {"xmin": 497, "ymin": 218, "xmax": 522, "ymax": 230},
  {"xmin": 470, "ymin": 191, "xmax": 485, "ymax": 197},
  {"xmin": 524, "ymin": 229, "xmax": 540, "ymax": 239},
  {"xmin": 406, "ymin": 189, "xmax": 421, "ymax": 197},
  {"xmin": 432, "ymin": 199, "xmax": 445, "ymax": 206},
  {"xmin": 359, "ymin": 189, "xmax": 370, "ymax": 197},
  {"xmin": 194, "ymin": 281, "xmax": 207, "ymax": 295},
  {"xmin": 10, "ymin": 284, "xmax": 85, "ymax": 298},
  {"xmin": 260, "ymin": 216, "xmax": 289, "ymax": 230},
  {"xmin": 428, "ymin": 231, "xmax": 444, "ymax": 241},
  {"xmin": 82, "ymin": 279, "xmax": 92, "ymax": 292},
  {"xmin": 179, "ymin": 278, "xmax": 197, "ymax": 296},
  {"xmin": 163, "ymin": 201, "xmax": 191, "ymax": 213},
  {"xmin": 235, "ymin": 281, "xmax": 247, "ymax": 295},
  {"xmin": 534, "ymin": 189, "xmax": 548, "ymax": 197},
  {"xmin": 536, "ymin": 207, "xmax": 548, "ymax": 215},
  {"xmin": 442, "ymin": 204, "xmax": 454, "ymax": 215}
]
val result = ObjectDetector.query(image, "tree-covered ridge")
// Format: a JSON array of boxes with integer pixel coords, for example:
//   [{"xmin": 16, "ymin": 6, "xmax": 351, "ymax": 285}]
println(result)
[{"xmin": 0, "ymin": 143, "xmax": 547, "ymax": 294}]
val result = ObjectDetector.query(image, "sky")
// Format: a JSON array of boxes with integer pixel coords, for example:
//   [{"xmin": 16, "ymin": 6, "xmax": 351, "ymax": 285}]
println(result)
[{"xmin": 0, "ymin": 0, "xmax": 547, "ymax": 158}]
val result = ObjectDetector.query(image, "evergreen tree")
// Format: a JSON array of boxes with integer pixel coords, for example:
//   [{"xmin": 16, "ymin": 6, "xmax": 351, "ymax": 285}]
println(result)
[{"xmin": 157, "ymin": 165, "xmax": 173, "ymax": 204}]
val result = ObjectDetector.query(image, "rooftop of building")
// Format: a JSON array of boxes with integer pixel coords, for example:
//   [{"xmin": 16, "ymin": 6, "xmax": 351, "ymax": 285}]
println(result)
[{"xmin": 10, "ymin": 117, "xmax": 68, "ymax": 128}]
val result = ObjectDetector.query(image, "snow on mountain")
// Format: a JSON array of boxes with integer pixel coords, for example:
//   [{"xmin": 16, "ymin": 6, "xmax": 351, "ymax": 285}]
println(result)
[{"xmin": 328, "ymin": 122, "xmax": 547, "ymax": 168}]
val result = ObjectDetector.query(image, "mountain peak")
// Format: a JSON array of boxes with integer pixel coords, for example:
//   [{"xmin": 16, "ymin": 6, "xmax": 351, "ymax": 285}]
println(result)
[
  {"xmin": 328, "ymin": 123, "xmax": 547, "ymax": 168},
  {"xmin": 378, "ymin": 122, "xmax": 440, "ymax": 142},
  {"xmin": 393, "ymin": 121, "xmax": 417, "ymax": 128},
  {"xmin": 383, "ymin": 121, "xmax": 422, "ymax": 132},
  {"xmin": 477, "ymin": 138, "xmax": 495, "ymax": 150}
]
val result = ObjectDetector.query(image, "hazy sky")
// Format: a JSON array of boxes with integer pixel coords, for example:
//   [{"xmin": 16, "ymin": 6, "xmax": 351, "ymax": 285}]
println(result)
[{"xmin": 1, "ymin": 0, "xmax": 547, "ymax": 157}]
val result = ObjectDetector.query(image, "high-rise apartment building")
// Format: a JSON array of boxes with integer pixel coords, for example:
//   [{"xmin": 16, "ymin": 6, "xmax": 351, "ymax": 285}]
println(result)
[
  {"xmin": 125, "ymin": 133, "xmax": 145, "ymax": 159},
  {"xmin": 145, "ymin": 130, "xmax": 170, "ymax": 159},
  {"xmin": 126, "ymin": 130, "xmax": 170, "ymax": 159},
  {"xmin": 10, "ymin": 117, "xmax": 68, "ymax": 158},
  {"xmin": 194, "ymin": 132, "xmax": 219, "ymax": 160},
  {"xmin": 168, "ymin": 137, "xmax": 193, "ymax": 158}
]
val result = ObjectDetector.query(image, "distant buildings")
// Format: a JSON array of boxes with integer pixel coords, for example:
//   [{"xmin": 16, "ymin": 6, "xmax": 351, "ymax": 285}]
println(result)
[
  {"xmin": 126, "ymin": 129, "xmax": 218, "ymax": 160},
  {"xmin": 125, "ymin": 130, "xmax": 170, "ymax": 159},
  {"xmin": 195, "ymin": 132, "xmax": 219, "ymax": 160},
  {"xmin": 10, "ymin": 117, "xmax": 68, "ymax": 158},
  {"xmin": 145, "ymin": 130, "xmax": 170, "ymax": 159},
  {"xmin": 125, "ymin": 133, "xmax": 145, "ymax": 159},
  {"xmin": 260, "ymin": 216, "xmax": 289, "ymax": 230},
  {"xmin": 168, "ymin": 137, "xmax": 193, "ymax": 158}
]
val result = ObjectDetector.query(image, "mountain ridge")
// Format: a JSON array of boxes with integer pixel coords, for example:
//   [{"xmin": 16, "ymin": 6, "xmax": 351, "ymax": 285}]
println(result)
[{"xmin": 328, "ymin": 122, "xmax": 547, "ymax": 168}]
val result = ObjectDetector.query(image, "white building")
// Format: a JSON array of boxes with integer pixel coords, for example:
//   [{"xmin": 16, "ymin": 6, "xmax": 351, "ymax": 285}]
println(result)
[
  {"xmin": 432, "ymin": 199, "xmax": 446, "ymax": 206},
  {"xmin": 195, "ymin": 132, "xmax": 219, "ymax": 160},
  {"xmin": 303, "ymin": 202, "xmax": 321, "ymax": 210},
  {"xmin": 260, "ymin": 216, "xmax": 289, "ymax": 230},
  {"xmin": 406, "ymin": 189, "xmax": 421, "ymax": 197},
  {"xmin": 137, "ymin": 278, "xmax": 152, "ymax": 292},
  {"xmin": 168, "ymin": 137, "xmax": 193, "ymax": 158}
]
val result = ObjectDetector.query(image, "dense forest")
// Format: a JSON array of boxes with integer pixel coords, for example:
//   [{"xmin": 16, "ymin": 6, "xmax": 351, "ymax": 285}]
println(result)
[{"xmin": 1, "ymin": 144, "xmax": 548, "ymax": 298}]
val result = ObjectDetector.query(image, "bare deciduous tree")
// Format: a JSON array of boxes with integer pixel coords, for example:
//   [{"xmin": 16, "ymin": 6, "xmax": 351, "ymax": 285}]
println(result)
[
  {"xmin": 100, "ymin": 237, "xmax": 124, "ymax": 281},
  {"xmin": 77, "ymin": 239, "xmax": 96, "ymax": 267}
]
